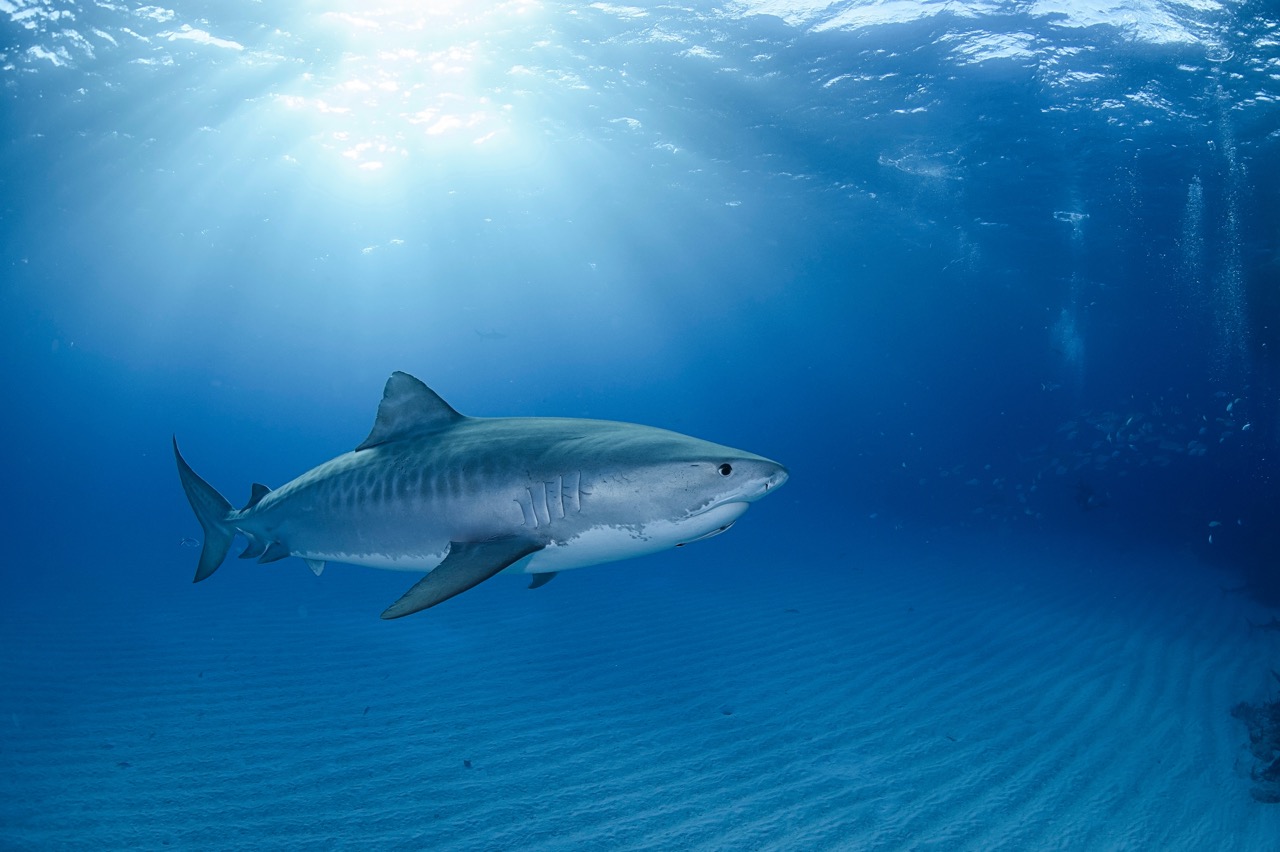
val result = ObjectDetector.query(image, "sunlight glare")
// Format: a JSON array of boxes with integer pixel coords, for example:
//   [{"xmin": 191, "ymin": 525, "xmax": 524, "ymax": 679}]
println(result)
[{"xmin": 273, "ymin": 0, "xmax": 541, "ymax": 174}]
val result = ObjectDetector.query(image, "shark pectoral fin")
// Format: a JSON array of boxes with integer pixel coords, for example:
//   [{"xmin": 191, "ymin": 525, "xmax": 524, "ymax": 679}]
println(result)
[
  {"xmin": 381, "ymin": 538, "xmax": 544, "ymax": 619},
  {"xmin": 528, "ymin": 571, "xmax": 557, "ymax": 590},
  {"xmin": 304, "ymin": 559, "xmax": 326, "ymax": 576}
]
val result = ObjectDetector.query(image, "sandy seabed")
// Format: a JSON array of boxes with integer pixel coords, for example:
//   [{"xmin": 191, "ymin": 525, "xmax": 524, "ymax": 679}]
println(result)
[{"xmin": 3, "ymin": 534, "xmax": 1278, "ymax": 850}]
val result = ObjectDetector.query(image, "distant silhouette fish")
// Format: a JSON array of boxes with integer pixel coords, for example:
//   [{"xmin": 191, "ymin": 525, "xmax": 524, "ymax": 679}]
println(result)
[{"xmin": 179, "ymin": 537, "xmax": 201, "ymax": 548}]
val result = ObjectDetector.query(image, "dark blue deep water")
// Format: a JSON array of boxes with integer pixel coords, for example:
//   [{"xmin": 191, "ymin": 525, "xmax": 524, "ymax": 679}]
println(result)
[{"xmin": 3, "ymin": 1, "xmax": 1280, "ymax": 849}]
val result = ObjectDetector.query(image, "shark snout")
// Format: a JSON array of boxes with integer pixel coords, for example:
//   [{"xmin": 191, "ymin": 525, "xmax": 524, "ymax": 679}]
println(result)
[
  {"xmin": 765, "ymin": 464, "xmax": 789, "ymax": 492},
  {"xmin": 737, "ymin": 457, "xmax": 788, "ymax": 502}
]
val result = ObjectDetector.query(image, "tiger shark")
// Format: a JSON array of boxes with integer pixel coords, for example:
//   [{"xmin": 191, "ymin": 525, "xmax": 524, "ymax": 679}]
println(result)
[{"xmin": 174, "ymin": 371, "xmax": 788, "ymax": 618}]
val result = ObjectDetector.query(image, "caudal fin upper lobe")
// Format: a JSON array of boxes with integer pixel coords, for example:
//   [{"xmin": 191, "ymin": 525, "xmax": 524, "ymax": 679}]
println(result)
[{"xmin": 172, "ymin": 437, "xmax": 235, "ymax": 582}]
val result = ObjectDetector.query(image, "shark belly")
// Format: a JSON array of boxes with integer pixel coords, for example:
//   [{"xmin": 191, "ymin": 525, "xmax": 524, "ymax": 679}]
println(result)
[
  {"xmin": 294, "ymin": 547, "xmax": 450, "ymax": 572},
  {"xmin": 291, "ymin": 500, "xmax": 750, "ymax": 576}
]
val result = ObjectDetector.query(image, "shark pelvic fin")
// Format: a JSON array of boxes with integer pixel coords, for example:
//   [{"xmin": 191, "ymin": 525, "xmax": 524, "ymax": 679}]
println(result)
[
  {"xmin": 528, "ymin": 571, "xmax": 558, "ymax": 589},
  {"xmin": 173, "ymin": 437, "xmax": 235, "ymax": 583},
  {"xmin": 381, "ymin": 538, "xmax": 544, "ymax": 619},
  {"xmin": 356, "ymin": 372, "xmax": 466, "ymax": 452},
  {"xmin": 304, "ymin": 559, "xmax": 326, "ymax": 576}
]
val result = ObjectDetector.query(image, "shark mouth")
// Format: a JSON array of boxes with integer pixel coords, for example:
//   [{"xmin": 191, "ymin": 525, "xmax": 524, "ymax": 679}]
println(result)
[
  {"xmin": 673, "ymin": 500, "xmax": 753, "ymax": 547},
  {"xmin": 675, "ymin": 520, "xmax": 737, "ymax": 547}
]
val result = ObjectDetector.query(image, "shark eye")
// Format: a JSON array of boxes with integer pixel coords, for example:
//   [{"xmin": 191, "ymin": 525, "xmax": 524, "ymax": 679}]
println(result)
[{"xmin": 718, "ymin": 463, "xmax": 733, "ymax": 476}]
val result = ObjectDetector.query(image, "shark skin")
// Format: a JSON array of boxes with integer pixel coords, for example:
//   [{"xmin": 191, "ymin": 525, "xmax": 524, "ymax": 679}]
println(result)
[{"xmin": 174, "ymin": 372, "xmax": 788, "ymax": 619}]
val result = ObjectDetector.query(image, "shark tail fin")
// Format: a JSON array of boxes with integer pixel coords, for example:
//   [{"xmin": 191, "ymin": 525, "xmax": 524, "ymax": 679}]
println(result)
[{"xmin": 173, "ymin": 437, "xmax": 236, "ymax": 583}]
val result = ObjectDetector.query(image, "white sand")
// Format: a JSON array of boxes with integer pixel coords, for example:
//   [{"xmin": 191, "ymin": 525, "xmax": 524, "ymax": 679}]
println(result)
[{"xmin": 2, "ymin": 533, "xmax": 1278, "ymax": 849}]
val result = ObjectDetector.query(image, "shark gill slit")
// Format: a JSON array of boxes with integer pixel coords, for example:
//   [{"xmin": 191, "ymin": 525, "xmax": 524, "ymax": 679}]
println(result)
[
  {"xmin": 567, "ymin": 471, "xmax": 582, "ymax": 513},
  {"xmin": 549, "ymin": 475, "xmax": 565, "ymax": 520},
  {"xmin": 520, "ymin": 488, "xmax": 539, "ymax": 528},
  {"xmin": 532, "ymin": 481, "xmax": 550, "ymax": 527}
]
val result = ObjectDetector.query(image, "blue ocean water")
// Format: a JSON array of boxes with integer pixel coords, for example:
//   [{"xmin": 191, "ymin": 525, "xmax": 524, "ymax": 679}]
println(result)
[{"xmin": 4, "ymin": 1, "xmax": 1280, "ymax": 848}]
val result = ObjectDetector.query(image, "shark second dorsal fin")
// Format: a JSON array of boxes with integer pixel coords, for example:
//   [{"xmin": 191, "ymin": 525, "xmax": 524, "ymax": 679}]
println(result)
[
  {"xmin": 356, "ymin": 371, "xmax": 466, "ymax": 452},
  {"xmin": 242, "ymin": 483, "xmax": 272, "ymax": 511}
]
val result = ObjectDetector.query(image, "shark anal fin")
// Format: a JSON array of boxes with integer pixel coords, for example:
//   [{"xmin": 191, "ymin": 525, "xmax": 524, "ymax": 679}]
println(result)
[
  {"xmin": 258, "ymin": 541, "xmax": 292, "ymax": 564},
  {"xmin": 381, "ymin": 538, "xmax": 544, "ymax": 619},
  {"xmin": 528, "ymin": 571, "xmax": 557, "ymax": 590},
  {"xmin": 304, "ymin": 558, "xmax": 326, "ymax": 576},
  {"xmin": 239, "ymin": 538, "xmax": 267, "ymax": 559}
]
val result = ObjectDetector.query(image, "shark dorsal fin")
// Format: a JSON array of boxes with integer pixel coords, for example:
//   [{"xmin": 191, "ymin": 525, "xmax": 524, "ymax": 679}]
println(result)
[
  {"xmin": 242, "ymin": 483, "xmax": 272, "ymax": 511},
  {"xmin": 356, "ymin": 371, "xmax": 465, "ymax": 451}
]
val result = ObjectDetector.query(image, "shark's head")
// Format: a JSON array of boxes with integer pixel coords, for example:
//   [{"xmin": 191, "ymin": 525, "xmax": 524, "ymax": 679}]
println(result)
[
  {"xmin": 667, "ymin": 450, "xmax": 789, "ymax": 545},
  {"xmin": 578, "ymin": 425, "xmax": 788, "ymax": 550},
  {"xmin": 670, "ymin": 450, "xmax": 788, "ymax": 544},
  {"xmin": 679, "ymin": 453, "xmax": 790, "ymax": 510}
]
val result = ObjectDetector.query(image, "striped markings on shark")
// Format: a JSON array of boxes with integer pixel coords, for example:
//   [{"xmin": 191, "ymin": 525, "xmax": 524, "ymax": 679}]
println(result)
[{"xmin": 175, "ymin": 372, "xmax": 788, "ymax": 618}]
